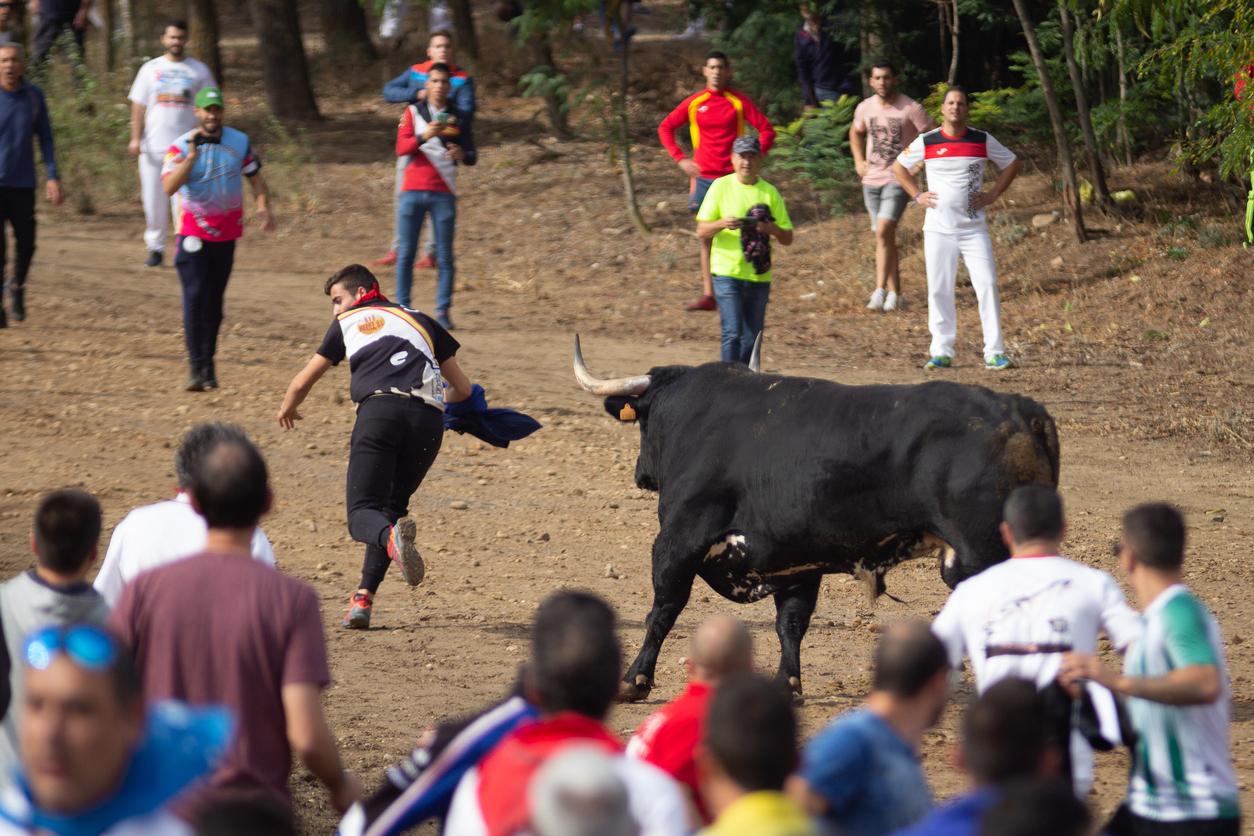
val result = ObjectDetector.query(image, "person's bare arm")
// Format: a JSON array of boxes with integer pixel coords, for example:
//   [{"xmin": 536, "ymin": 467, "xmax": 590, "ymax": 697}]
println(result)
[
  {"xmin": 128, "ymin": 102, "xmax": 145, "ymax": 156},
  {"xmin": 282, "ymin": 683, "xmax": 361, "ymax": 813},
  {"xmin": 441, "ymin": 356, "xmax": 474, "ymax": 404},
  {"xmin": 278, "ymin": 354, "xmax": 333, "ymax": 429},
  {"xmin": 697, "ymin": 217, "xmax": 741, "ymax": 240},
  {"xmin": 784, "ymin": 775, "xmax": 829, "ymax": 816}
]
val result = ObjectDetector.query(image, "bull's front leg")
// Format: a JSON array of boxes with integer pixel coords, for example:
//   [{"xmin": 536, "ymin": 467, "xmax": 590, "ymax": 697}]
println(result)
[
  {"xmin": 772, "ymin": 577, "xmax": 821, "ymax": 705},
  {"xmin": 620, "ymin": 532, "xmax": 698, "ymax": 703}
]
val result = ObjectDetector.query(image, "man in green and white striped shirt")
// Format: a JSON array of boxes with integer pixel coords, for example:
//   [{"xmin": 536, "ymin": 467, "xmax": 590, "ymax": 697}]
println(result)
[{"xmin": 1060, "ymin": 503, "xmax": 1239, "ymax": 836}]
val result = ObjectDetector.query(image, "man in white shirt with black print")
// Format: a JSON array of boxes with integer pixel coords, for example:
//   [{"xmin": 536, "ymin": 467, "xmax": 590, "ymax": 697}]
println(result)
[
  {"xmin": 127, "ymin": 19, "xmax": 215, "ymax": 268},
  {"xmin": 94, "ymin": 423, "xmax": 275, "ymax": 607},
  {"xmin": 276, "ymin": 264, "xmax": 476, "ymax": 631},
  {"xmin": 931, "ymin": 484, "xmax": 1142, "ymax": 797},
  {"xmin": 892, "ymin": 86, "xmax": 1021, "ymax": 371}
]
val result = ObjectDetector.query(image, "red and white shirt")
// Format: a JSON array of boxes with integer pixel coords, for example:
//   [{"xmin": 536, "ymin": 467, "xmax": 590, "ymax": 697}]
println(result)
[
  {"xmin": 626, "ymin": 681, "xmax": 711, "ymax": 821},
  {"xmin": 896, "ymin": 127, "xmax": 1016, "ymax": 234}
]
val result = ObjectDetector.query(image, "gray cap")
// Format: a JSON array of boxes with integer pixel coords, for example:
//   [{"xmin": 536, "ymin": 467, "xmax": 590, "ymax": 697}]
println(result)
[{"xmin": 732, "ymin": 135, "xmax": 761, "ymax": 156}]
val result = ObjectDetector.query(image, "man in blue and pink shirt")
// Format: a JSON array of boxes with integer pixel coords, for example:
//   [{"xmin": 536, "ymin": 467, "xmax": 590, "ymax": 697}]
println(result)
[{"xmin": 162, "ymin": 86, "xmax": 275, "ymax": 392}]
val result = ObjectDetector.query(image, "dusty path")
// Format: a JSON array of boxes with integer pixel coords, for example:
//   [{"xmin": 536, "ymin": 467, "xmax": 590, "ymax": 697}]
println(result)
[{"xmin": 0, "ymin": 139, "xmax": 1250, "ymax": 832}]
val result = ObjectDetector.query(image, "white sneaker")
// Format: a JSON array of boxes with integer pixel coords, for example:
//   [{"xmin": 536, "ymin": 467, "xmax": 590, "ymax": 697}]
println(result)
[
  {"xmin": 883, "ymin": 292, "xmax": 900, "ymax": 311},
  {"xmin": 867, "ymin": 288, "xmax": 886, "ymax": 310}
]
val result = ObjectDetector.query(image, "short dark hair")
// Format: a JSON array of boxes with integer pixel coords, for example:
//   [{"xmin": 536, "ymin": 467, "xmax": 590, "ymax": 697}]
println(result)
[
  {"xmin": 871, "ymin": 620, "xmax": 949, "ymax": 698},
  {"xmin": 962, "ymin": 679, "xmax": 1047, "ymax": 785},
  {"xmin": 703, "ymin": 673, "xmax": 796, "ymax": 792},
  {"xmin": 428, "ymin": 62, "xmax": 451, "ymax": 77},
  {"xmin": 980, "ymin": 779, "xmax": 1090, "ymax": 836},
  {"xmin": 870, "ymin": 60, "xmax": 896, "ymax": 76},
  {"xmin": 1003, "ymin": 485, "xmax": 1064, "ymax": 543},
  {"xmin": 705, "ymin": 50, "xmax": 729, "ymax": 65},
  {"xmin": 944, "ymin": 84, "xmax": 970, "ymax": 103},
  {"xmin": 186, "ymin": 425, "xmax": 269, "ymax": 529},
  {"xmin": 531, "ymin": 591, "xmax": 621, "ymax": 719},
  {"xmin": 429, "ymin": 29, "xmax": 453, "ymax": 43},
  {"xmin": 324, "ymin": 264, "xmax": 378, "ymax": 296},
  {"xmin": 1123, "ymin": 503, "xmax": 1186, "ymax": 571},
  {"xmin": 33, "ymin": 489, "xmax": 102, "ymax": 575},
  {"xmin": 164, "ymin": 19, "xmax": 189, "ymax": 34},
  {"xmin": 195, "ymin": 796, "xmax": 295, "ymax": 836}
]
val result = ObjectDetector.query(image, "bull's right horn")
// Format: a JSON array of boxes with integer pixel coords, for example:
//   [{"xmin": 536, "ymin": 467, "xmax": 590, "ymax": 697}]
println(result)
[
  {"xmin": 748, "ymin": 331, "xmax": 763, "ymax": 372},
  {"xmin": 573, "ymin": 335, "xmax": 652, "ymax": 396}
]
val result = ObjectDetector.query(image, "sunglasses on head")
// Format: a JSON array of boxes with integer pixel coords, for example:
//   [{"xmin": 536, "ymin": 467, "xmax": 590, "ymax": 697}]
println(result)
[{"xmin": 23, "ymin": 625, "xmax": 118, "ymax": 672}]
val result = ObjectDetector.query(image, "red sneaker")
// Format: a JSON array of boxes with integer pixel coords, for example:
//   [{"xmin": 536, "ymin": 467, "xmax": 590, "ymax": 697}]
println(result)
[
  {"xmin": 386, "ymin": 517, "xmax": 425, "ymax": 586},
  {"xmin": 342, "ymin": 591, "xmax": 373, "ymax": 629},
  {"xmin": 415, "ymin": 253, "xmax": 436, "ymax": 270},
  {"xmin": 684, "ymin": 294, "xmax": 717, "ymax": 312},
  {"xmin": 371, "ymin": 250, "xmax": 397, "ymax": 267}
]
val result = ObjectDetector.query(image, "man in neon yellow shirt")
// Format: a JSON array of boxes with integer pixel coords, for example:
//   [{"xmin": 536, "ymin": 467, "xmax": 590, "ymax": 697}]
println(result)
[{"xmin": 696, "ymin": 136, "xmax": 793, "ymax": 364}]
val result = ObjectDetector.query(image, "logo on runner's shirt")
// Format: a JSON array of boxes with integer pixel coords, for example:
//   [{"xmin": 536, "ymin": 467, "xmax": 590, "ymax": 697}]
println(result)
[{"xmin": 358, "ymin": 315, "xmax": 385, "ymax": 335}]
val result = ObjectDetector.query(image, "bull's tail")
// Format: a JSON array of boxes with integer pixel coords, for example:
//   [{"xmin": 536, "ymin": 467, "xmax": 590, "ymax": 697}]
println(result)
[{"xmin": 1011, "ymin": 395, "xmax": 1061, "ymax": 486}]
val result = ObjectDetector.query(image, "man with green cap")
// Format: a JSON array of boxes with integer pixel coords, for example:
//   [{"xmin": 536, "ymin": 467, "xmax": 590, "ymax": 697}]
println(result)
[{"xmin": 161, "ymin": 86, "xmax": 275, "ymax": 392}]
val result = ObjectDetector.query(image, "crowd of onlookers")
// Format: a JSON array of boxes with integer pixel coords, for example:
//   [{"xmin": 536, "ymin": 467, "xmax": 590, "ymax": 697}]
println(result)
[{"xmin": 0, "ymin": 421, "xmax": 1238, "ymax": 835}]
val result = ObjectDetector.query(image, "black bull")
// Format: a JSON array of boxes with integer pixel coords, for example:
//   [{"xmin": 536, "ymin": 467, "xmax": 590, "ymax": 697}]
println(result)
[{"xmin": 574, "ymin": 338, "xmax": 1060, "ymax": 702}]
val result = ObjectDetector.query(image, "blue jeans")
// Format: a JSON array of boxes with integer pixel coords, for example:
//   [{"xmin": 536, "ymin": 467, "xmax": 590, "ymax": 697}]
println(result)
[
  {"xmin": 396, "ymin": 190, "xmax": 456, "ymax": 311},
  {"xmin": 712, "ymin": 275, "xmax": 770, "ymax": 364}
]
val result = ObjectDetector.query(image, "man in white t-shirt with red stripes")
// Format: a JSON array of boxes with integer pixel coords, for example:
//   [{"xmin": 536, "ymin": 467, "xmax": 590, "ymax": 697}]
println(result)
[{"xmin": 893, "ymin": 86, "xmax": 1021, "ymax": 371}]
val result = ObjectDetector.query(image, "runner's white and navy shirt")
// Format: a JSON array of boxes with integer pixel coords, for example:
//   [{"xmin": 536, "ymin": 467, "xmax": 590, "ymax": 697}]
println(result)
[
  {"xmin": 896, "ymin": 127, "xmax": 1017, "ymax": 234},
  {"xmin": 317, "ymin": 296, "xmax": 459, "ymax": 409},
  {"xmin": 1124, "ymin": 584, "xmax": 1238, "ymax": 823}
]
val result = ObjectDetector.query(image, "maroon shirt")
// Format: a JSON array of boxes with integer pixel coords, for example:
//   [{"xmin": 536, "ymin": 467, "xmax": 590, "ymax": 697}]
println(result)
[{"xmin": 110, "ymin": 551, "xmax": 330, "ymax": 811}]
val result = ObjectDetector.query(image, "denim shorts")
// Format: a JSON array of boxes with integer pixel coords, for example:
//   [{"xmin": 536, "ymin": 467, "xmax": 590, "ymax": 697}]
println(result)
[
  {"xmin": 862, "ymin": 182, "xmax": 910, "ymax": 230},
  {"xmin": 689, "ymin": 176, "xmax": 715, "ymax": 213}
]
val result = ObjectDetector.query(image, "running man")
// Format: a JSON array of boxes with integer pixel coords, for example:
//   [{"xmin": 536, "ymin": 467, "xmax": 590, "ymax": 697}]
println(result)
[
  {"xmin": 892, "ymin": 86, "xmax": 1020, "ymax": 370},
  {"xmin": 850, "ymin": 61, "xmax": 932, "ymax": 312},
  {"xmin": 659, "ymin": 50, "xmax": 774, "ymax": 313},
  {"xmin": 127, "ymin": 20, "xmax": 215, "ymax": 268},
  {"xmin": 276, "ymin": 264, "xmax": 474, "ymax": 630}
]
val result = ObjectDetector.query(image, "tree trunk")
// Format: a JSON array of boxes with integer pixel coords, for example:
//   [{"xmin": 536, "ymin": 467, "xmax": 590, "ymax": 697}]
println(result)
[
  {"xmin": 946, "ymin": 0, "xmax": 959, "ymax": 86},
  {"xmin": 188, "ymin": 0, "xmax": 224, "ymax": 84},
  {"xmin": 248, "ymin": 0, "xmax": 319, "ymax": 118},
  {"xmin": 320, "ymin": 0, "xmax": 376, "ymax": 62},
  {"xmin": 1113, "ymin": 24, "xmax": 1133, "ymax": 166},
  {"xmin": 617, "ymin": 41, "xmax": 649, "ymax": 235},
  {"xmin": 1009, "ymin": 0, "xmax": 1085, "ymax": 242},
  {"xmin": 450, "ymin": 0, "xmax": 479, "ymax": 63},
  {"xmin": 1058, "ymin": 3, "xmax": 1111, "ymax": 208}
]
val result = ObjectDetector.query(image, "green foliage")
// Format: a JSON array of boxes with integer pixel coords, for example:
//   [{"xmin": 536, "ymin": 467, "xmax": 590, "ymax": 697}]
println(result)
[{"xmin": 767, "ymin": 96, "xmax": 858, "ymax": 215}]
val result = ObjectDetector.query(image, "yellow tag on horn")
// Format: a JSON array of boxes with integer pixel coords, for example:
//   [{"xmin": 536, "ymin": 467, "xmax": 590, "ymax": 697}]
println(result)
[{"xmin": 619, "ymin": 404, "xmax": 637, "ymax": 422}]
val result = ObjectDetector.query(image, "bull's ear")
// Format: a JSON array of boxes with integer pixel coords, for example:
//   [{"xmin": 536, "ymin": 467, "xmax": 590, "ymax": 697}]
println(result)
[{"xmin": 604, "ymin": 396, "xmax": 639, "ymax": 423}]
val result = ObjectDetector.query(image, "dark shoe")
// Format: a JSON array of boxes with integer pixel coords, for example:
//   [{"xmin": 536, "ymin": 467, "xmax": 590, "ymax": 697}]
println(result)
[
  {"xmin": 144, "ymin": 250, "xmax": 163, "ymax": 268},
  {"xmin": 185, "ymin": 369, "xmax": 207, "ymax": 392},
  {"xmin": 202, "ymin": 361, "xmax": 218, "ymax": 390},
  {"xmin": 684, "ymin": 294, "xmax": 717, "ymax": 312},
  {"xmin": 435, "ymin": 309, "xmax": 455, "ymax": 330},
  {"xmin": 9, "ymin": 284, "xmax": 23, "ymax": 322}
]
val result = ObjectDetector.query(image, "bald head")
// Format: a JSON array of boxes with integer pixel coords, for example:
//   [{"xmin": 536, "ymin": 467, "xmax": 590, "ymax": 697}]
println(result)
[{"xmin": 689, "ymin": 616, "xmax": 753, "ymax": 684}]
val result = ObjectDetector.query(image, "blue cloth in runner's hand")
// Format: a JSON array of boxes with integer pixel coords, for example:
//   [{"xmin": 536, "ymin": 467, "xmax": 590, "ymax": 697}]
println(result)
[{"xmin": 443, "ymin": 384, "xmax": 542, "ymax": 448}]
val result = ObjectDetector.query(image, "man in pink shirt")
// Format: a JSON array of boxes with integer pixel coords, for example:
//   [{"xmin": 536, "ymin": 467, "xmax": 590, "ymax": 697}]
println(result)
[{"xmin": 850, "ymin": 61, "xmax": 933, "ymax": 312}]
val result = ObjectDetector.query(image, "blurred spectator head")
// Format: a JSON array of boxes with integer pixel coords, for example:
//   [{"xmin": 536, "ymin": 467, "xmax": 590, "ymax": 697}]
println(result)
[
  {"xmin": 871, "ymin": 620, "xmax": 950, "ymax": 724},
  {"xmin": 960, "ymin": 678, "xmax": 1052, "ymax": 786},
  {"xmin": 195, "ymin": 795, "xmax": 296, "ymax": 836},
  {"xmin": 185, "ymin": 424, "xmax": 271, "ymax": 530},
  {"xmin": 529, "ymin": 746, "xmax": 637, "ymax": 836},
  {"xmin": 529, "ymin": 591, "xmax": 621, "ymax": 720},
  {"xmin": 1120, "ymin": 502, "xmax": 1186, "ymax": 572},
  {"xmin": 19, "ymin": 625, "xmax": 142, "ymax": 814},
  {"xmin": 687, "ymin": 616, "xmax": 753, "ymax": 685},
  {"xmin": 700, "ymin": 672, "xmax": 796, "ymax": 797},
  {"xmin": 1002, "ymin": 485, "xmax": 1065, "ymax": 546},
  {"xmin": 979, "ymin": 779, "xmax": 1089, "ymax": 836},
  {"xmin": 32, "ymin": 489, "xmax": 101, "ymax": 576}
]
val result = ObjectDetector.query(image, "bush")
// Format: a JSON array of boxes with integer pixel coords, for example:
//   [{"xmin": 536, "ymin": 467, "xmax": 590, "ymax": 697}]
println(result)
[{"xmin": 767, "ymin": 95, "xmax": 858, "ymax": 215}]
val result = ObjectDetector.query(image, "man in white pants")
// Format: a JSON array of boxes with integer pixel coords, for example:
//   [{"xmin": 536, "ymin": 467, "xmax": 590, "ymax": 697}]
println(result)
[
  {"xmin": 127, "ymin": 20, "xmax": 215, "ymax": 268},
  {"xmin": 892, "ymin": 86, "xmax": 1020, "ymax": 371}
]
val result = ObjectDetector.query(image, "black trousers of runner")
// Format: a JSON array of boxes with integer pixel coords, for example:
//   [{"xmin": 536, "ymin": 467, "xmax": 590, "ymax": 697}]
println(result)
[
  {"xmin": 347, "ymin": 395, "xmax": 444, "ymax": 593},
  {"xmin": 0, "ymin": 188, "xmax": 36, "ymax": 288},
  {"xmin": 174, "ymin": 237, "xmax": 235, "ymax": 373}
]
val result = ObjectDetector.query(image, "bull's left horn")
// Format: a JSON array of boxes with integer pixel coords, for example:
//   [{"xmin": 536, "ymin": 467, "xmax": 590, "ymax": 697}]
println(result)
[
  {"xmin": 573, "ymin": 335, "xmax": 652, "ymax": 396},
  {"xmin": 748, "ymin": 331, "xmax": 763, "ymax": 372}
]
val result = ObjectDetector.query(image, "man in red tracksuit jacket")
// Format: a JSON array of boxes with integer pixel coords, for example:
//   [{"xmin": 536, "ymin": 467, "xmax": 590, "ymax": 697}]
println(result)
[{"xmin": 658, "ymin": 50, "xmax": 775, "ymax": 312}]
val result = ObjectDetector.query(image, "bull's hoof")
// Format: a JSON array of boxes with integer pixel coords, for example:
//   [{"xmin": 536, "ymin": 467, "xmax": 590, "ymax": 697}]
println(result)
[{"xmin": 617, "ymin": 675, "xmax": 653, "ymax": 703}]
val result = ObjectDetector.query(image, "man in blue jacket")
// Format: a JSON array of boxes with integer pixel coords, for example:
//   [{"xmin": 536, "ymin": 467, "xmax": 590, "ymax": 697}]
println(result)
[
  {"xmin": 373, "ymin": 30, "xmax": 475, "ymax": 269},
  {"xmin": 0, "ymin": 43, "xmax": 62, "ymax": 329}
]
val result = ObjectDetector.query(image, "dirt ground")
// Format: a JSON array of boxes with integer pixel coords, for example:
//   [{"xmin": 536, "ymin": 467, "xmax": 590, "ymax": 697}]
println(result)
[{"xmin": 1, "ymin": 12, "xmax": 1252, "ymax": 832}]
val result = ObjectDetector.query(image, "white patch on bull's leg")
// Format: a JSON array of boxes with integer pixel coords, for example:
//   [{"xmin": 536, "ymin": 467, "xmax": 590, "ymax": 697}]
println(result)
[{"xmin": 705, "ymin": 533, "xmax": 747, "ymax": 560}]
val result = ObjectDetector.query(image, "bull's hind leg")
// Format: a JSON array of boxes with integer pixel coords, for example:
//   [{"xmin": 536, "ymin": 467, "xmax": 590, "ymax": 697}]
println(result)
[
  {"xmin": 773, "ymin": 577, "xmax": 821, "ymax": 704},
  {"xmin": 620, "ymin": 532, "xmax": 698, "ymax": 703}
]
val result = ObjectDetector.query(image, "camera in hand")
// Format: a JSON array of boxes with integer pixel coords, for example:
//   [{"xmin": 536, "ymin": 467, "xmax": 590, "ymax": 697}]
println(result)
[{"xmin": 192, "ymin": 133, "xmax": 221, "ymax": 147}]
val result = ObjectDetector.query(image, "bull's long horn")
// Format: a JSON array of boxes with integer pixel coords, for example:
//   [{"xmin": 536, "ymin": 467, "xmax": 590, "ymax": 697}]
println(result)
[
  {"xmin": 573, "ymin": 335, "xmax": 651, "ymax": 396},
  {"xmin": 748, "ymin": 331, "xmax": 763, "ymax": 372}
]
